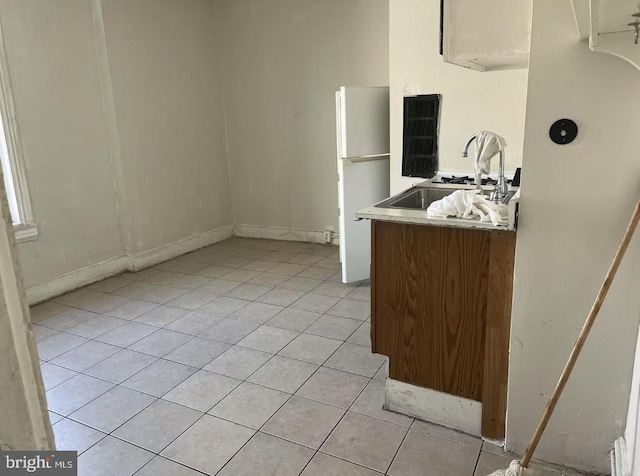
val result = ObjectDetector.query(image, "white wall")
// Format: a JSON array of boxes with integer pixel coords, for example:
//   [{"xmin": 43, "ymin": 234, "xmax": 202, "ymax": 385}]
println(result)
[
  {"xmin": 507, "ymin": 1, "xmax": 640, "ymax": 472},
  {"xmin": 0, "ymin": 0, "xmax": 123, "ymax": 289},
  {"xmin": 1, "ymin": 0, "xmax": 386, "ymax": 300},
  {"xmin": 0, "ymin": 0, "xmax": 234, "ymax": 297},
  {"xmin": 389, "ymin": 0, "xmax": 529, "ymax": 195},
  {"xmin": 216, "ymin": 0, "xmax": 389, "ymax": 234},
  {"xmin": 101, "ymin": 0, "xmax": 232, "ymax": 254}
]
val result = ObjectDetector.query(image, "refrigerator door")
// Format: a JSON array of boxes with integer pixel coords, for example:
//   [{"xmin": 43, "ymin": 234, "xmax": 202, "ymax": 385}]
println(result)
[
  {"xmin": 336, "ymin": 87, "xmax": 390, "ymax": 284},
  {"xmin": 337, "ymin": 87, "xmax": 390, "ymax": 159}
]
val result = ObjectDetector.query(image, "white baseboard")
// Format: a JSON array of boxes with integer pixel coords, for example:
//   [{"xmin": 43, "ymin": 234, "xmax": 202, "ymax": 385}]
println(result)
[
  {"xmin": 385, "ymin": 379, "xmax": 482, "ymax": 436},
  {"xmin": 25, "ymin": 223, "xmax": 338, "ymax": 305},
  {"xmin": 25, "ymin": 224, "xmax": 234, "ymax": 305},
  {"xmin": 26, "ymin": 256, "xmax": 128, "ymax": 305},
  {"xmin": 129, "ymin": 224, "xmax": 233, "ymax": 271},
  {"xmin": 234, "ymin": 224, "xmax": 340, "ymax": 246},
  {"xmin": 611, "ymin": 436, "xmax": 629, "ymax": 476}
]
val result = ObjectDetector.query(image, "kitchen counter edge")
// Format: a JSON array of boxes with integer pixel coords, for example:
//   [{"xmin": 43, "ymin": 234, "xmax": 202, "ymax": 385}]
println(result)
[{"xmin": 355, "ymin": 189, "xmax": 519, "ymax": 231}]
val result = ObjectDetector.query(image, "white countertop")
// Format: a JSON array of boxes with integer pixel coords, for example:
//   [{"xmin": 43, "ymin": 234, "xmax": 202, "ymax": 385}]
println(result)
[{"xmin": 355, "ymin": 184, "xmax": 520, "ymax": 231}]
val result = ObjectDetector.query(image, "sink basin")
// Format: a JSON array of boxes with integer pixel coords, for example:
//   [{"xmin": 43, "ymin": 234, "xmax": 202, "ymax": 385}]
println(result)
[{"xmin": 376, "ymin": 185, "xmax": 516, "ymax": 210}]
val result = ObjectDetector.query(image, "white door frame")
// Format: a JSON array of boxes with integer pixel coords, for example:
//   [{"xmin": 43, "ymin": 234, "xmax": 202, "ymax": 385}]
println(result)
[{"xmin": 0, "ymin": 171, "xmax": 53, "ymax": 450}]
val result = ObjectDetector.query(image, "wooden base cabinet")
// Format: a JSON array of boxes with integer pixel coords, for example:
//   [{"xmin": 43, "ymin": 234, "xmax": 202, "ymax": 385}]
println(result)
[{"xmin": 370, "ymin": 220, "xmax": 516, "ymax": 439}]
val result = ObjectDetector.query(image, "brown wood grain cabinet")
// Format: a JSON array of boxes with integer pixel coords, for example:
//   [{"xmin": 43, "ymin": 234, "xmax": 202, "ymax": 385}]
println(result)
[{"xmin": 370, "ymin": 219, "xmax": 516, "ymax": 439}]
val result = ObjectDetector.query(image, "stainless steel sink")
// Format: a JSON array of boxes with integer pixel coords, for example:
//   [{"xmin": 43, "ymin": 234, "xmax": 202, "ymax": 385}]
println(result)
[{"xmin": 376, "ymin": 185, "xmax": 516, "ymax": 210}]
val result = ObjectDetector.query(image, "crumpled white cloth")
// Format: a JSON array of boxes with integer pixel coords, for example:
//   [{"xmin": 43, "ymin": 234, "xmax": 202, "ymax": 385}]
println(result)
[
  {"xmin": 426, "ymin": 189, "xmax": 508, "ymax": 226},
  {"xmin": 474, "ymin": 131, "xmax": 507, "ymax": 177}
]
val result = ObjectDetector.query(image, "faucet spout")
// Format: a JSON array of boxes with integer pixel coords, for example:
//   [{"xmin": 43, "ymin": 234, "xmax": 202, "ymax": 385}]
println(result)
[{"xmin": 461, "ymin": 134, "xmax": 477, "ymax": 158}]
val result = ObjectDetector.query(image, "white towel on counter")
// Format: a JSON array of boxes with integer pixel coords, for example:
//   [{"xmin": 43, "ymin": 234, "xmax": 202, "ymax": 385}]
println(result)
[
  {"xmin": 426, "ymin": 190, "xmax": 508, "ymax": 226},
  {"xmin": 474, "ymin": 131, "xmax": 507, "ymax": 176}
]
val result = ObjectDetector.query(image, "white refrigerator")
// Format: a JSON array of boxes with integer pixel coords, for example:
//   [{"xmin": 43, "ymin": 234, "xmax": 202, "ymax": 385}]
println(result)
[{"xmin": 335, "ymin": 86, "xmax": 390, "ymax": 284}]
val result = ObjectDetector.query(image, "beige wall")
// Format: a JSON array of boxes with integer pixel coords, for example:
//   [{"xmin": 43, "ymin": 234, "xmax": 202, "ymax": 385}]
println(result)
[
  {"xmin": 102, "ymin": 0, "xmax": 232, "ymax": 254},
  {"xmin": 508, "ymin": 0, "xmax": 640, "ymax": 472},
  {"xmin": 0, "ymin": 0, "xmax": 123, "ymax": 288},
  {"xmin": 389, "ymin": 0, "xmax": 529, "ymax": 195},
  {"xmin": 3, "ymin": 0, "xmax": 386, "ymax": 296},
  {"xmin": 216, "ymin": 0, "xmax": 389, "ymax": 233},
  {"xmin": 0, "ymin": 0, "xmax": 233, "ymax": 295}
]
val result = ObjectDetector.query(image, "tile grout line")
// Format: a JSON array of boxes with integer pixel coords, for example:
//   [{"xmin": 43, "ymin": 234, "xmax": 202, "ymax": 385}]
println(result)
[
  {"xmin": 59, "ymin": 318, "xmax": 370, "ymax": 466},
  {"xmin": 185, "ymin": 316, "xmax": 381, "ymax": 474},
  {"xmin": 37, "ymin": 238, "xmax": 377, "ymax": 474}
]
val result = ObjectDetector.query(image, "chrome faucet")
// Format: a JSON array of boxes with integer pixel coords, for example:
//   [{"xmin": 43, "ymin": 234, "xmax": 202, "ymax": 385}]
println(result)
[
  {"xmin": 461, "ymin": 134, "xmax": 510, "ymax": 203},
  {"xmin": 461, "ymin": 135, "xmax": 476, "ymax": 159}
]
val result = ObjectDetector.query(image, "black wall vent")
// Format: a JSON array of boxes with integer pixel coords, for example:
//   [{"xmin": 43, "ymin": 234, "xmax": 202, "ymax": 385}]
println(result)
[{"xmin": 402, "ymin": 94, "xmax": 441, "ymax": 179}]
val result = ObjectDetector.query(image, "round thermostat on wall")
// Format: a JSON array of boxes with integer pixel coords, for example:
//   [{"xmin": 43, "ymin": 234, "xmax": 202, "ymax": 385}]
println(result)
[{"xmin": 549, "ymin": 119, "xmax": 578, "ymax": 145}]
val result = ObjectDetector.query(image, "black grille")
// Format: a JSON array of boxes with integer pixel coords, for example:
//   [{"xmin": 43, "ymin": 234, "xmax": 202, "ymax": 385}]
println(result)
[{"xmin": 402, "ymin": 95, "xmax": 441, "ymax": 179}]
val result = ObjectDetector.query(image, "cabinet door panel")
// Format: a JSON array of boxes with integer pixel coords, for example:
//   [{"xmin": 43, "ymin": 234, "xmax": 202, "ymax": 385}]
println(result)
[{"xmin": 372, "ymin": 221, "xmax": 489, "ymax": 401}]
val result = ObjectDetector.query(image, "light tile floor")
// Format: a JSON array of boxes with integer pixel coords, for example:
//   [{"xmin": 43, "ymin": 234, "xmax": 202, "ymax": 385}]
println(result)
[{"xmin": 31, "ymin": 237, "xmax": 586, "ymax": 476}]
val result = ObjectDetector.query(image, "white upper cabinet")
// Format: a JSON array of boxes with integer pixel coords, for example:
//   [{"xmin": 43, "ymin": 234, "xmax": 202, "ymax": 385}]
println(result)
[
  {"xmin": 442, "ymin": 0, "xmax": 533, "ymax": 72},
  {"xmin": 572, "ymin": 0, "xmax": 640, "ymax": 71}
]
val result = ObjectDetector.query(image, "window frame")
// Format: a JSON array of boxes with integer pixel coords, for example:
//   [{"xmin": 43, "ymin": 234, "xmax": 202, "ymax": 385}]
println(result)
[{"xmin": 0, "ymin": 22, "xmax": 37, "ymax": 243}]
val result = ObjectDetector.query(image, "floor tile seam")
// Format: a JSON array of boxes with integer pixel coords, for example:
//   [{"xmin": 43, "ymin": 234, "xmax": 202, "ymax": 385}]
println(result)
[
  {"xmin": 295, "ymin": 449, "xmax": 319, "ymax": 476},
  {"xmin": 324, "ymin": 309, "xmax": 370, "ymax": 321},
  {"xmin": 42, "ymin": 244, "xmax": 344, "ymax": 451},
  {"xmin": 47, "ymin": 379, "xmax": 119, "ymax": 419},
  {"xmin": 315, "ymin": 449, "xmax": 387, "ymax": 475},
  {"xmin": 111, "ymin": 285, "xmax": 191, "ymax": 304},
  {"xmin": 152, "ymin": 412, "xmax": 260, "ymax": 475},
  {"xmin": 110, "ymin": 408, "xmax": 212, "ymax": 460},
  {"xmin": 41, "ymin": 334, "xmax": 128, "ymax": 371},
  {"xmin": 311, "ymin": 330, "xmax": 371, "ymax": 348},
  {"xmin": 131, "ymin": 455, "xmax": 210, "ymax": 476},
  {"xmin": 292, "ymin": 394, "xmax": 368, "ymax": 460},
  {"xmin": 472, "ymin": 445, "xmax": 484, "ymax": 476},
  {"xmin": 151, "ymin": 348, "xmax": 289, "ymax": 411},
  {"xmin": 269, "ymin": 331, "xmax": 350, "ymax": 368},
  {"xmin": 30, "ymin": 305, "xmax": 70, "ymax": 323},
  {"xmin": 213, "ymin": 430, "xmax": 318, "ymax": 476},
  {"xmin": 46, "ymin": 328, "xmax": 371, "ymax": 392},
  {"xmin": 75, "ymin": 353, "xmax": 161, "ymax": 387},
  {"xmin": 43, "ymin": 252, "xmax": 335, "ymax": 307},
  {"xmin": 320, "ymin": 356, "xmax": 386, "ymax": 380},
  {"xmin": 345, "ymin": 407, "xmax": 415, "ymax": 431},
  {"xmin": 35, "ymin": 311, "xmax": 129, "ymax": 333},
  {"xmin": 342, "ymin": 319, "xmax": 371, "ymax": 345},
  {"xmin": 263, "ymin": 311, "xmax": 323, "ymax": 334},
  {"xmin": 265, "ymin": 374, "xmax": 378, "ymax": 463},
  {"xmin": 39, "ymin": 250, "xmax": 330, "ymax": 309},
  {"xmin": 208, "ymin": 384, "xmax": 295, "ymax": 431},
  {"xmin": 41, "ymin": 318, "xmax": 140, "ymax": 345},
  {"xmin": 310, "ymin": 367, "xmax": 375, "ymax": 413},
  {"xmin": 73, "ymin": 382, "xmax": 272, "ymax": 463},
  {"xmin": 42, "ymin": 352, "xmax": 146, "ymax": 392},
  {"xmin": 65, "ymin": 394, "xmax": 159, "ymax": 438},
  {"xmin": 218, "ymin": 287, "xmax": 276, "ymax": 302},
  {"xmin": 246, "ymin": 357, "xmax": 338, "ymax": 437},
  {"xmin": 380, "ymin": 422, "xmax": 412, "ymax": 475},
  {"xmin": 125, "ymin": 325, "xmax": 200, "ymax": 347},
  {"xmin": 409, "ymin": 423, "xmax": 483, "ymax": 450},
  {"xmin": 339, "ymin": 372, "xmax": 418, "ymax": 432},
  {"xmin": 55, "ymin": 423, "xmax": 109, "ymax": 457},
  {"xmin": 50, "ymin": 414, "xmax": 110, "ymax": 447},
  {"xmin": 98, "ymin": 314, "xmax": 205, "ymax": 347},
  {"xmin": 72, "ymin": 355, "xmax": 193, "ymax": 397},
  {"xmin": 239, "ymin": 353, "xmax": 318, "ymax": 395},
  {"xmin": 136, "ymin": 274, "xmax": 193, "ymax": 287},
  {"xmin": 232, "ymin": 327, "xmax": 352, "ymax": 369}
]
